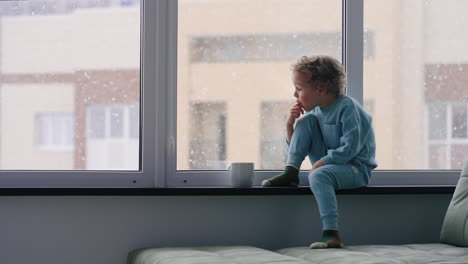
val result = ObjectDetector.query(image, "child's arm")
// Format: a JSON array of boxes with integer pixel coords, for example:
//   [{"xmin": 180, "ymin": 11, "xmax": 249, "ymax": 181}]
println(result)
[
  {"xmin": 321, "ymin": 104, "xmax": 372, "ymax": 165},
  {"xmin": 286, "ymin": 102, "xmax": 304, "ymax": 142}
]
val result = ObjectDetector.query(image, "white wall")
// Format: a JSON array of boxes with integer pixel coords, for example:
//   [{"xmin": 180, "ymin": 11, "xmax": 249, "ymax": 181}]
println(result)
[{"xmin": 0, "ymin": 194, "xmax": 452, "ymax": 264}]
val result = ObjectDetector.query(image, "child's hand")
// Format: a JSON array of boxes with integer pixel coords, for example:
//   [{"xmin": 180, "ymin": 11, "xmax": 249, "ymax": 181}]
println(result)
[
  {"xmin": 286, "ymin": 102, "xmax": 305, "ymax": 127},
  {"xmin": 311, "ymin": 160, "xmax": 325, "ymax": 171}
]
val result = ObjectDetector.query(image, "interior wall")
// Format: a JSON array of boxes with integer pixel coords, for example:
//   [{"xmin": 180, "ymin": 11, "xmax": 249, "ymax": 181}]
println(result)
[{"xmin": 0, "ymin": 194, "xmax": 452, "ymax": 264}]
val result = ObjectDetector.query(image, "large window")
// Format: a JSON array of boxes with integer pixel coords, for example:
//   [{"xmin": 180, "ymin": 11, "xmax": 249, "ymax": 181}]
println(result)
[
  {"xmin": 0, "ymin": 0, "xmax": 150, "ymax": 187},
  {"xmin": 0, "ymin": 0, "xmax": 140, "ymax": 171},
  {"xmin": 1, "ymin": 0, "xmax": 465, "ymax": 188}
]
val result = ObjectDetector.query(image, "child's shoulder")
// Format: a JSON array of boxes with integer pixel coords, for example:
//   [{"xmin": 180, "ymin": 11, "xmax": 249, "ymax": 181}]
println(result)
[
  {"xmin": 336, "ymin": 94, "xmax": 358, "ymax": 108},
  {"xmin": 338, "ymin": 95, "xmax": 372, "ymax": 117},
  {"xmin": 338, "ymin": 95, "xmax": 364, "ymax": 108}
]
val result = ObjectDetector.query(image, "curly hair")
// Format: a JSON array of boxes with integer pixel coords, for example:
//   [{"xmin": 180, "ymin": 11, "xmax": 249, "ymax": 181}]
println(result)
[{"xmin": 291, "ymin": 55, "xmax": 346, "ymax": 95}]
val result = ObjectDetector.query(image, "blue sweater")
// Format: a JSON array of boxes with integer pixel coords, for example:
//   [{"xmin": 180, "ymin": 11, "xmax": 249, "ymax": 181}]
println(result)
[{"xmin": 313, "ymin": 94, "xmax": 378, "ymax": 170}]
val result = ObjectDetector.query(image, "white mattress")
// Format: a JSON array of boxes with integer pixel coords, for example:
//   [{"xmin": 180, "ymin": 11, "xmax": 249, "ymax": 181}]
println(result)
[
  {"xmin": 277, "ymin": 243, "xmax": 468, "ymax": 264},
  {"xmin": 128, "ymin": 246, "xmax": 309, "ymax": 264},
  {"xmin": 128, "ymin": 244, "xmax": 468, "ymax": 264}
]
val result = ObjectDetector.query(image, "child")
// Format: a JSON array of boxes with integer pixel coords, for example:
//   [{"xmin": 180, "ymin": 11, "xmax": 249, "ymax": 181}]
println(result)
[{"xmin": 262, "ymin": 55, "xmax": 378, "ymax": 249}]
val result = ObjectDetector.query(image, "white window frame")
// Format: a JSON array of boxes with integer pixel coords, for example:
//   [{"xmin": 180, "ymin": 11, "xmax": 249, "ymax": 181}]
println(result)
[
  {"xmin": 0, "ymin": 0, "xmax": 157, "ymax": 187},
  {"xmin": 0, "ymin": 0, "xmax": 462, "ymax": 188}
]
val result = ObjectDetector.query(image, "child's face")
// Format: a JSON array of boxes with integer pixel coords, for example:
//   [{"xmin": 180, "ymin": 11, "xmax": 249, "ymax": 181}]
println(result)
[{"xmin": 292, "ymin": 71, "xmax": 324, "ymax": 111}]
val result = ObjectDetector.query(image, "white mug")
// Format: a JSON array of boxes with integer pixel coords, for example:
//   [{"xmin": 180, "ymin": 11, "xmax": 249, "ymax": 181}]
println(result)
[{"xmin": 229, "ymin": 162, "xmax": 254, "ymax": 187}]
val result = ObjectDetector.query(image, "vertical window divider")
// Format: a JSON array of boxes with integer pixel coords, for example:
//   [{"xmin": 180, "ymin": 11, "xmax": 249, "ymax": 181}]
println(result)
[
  {"xmin": 167, "ymin": 0, "xmax": 179, "ymax": 187},
  {"xmin": 157, "ymin": 0, "xmax": 178, "ymax": 187},
  {"xmin": 141, "ymin": 0, "xmax": 159, "ymax": 188},
  {"xmin": 151, "ymin": 0, "xmax": 170, "ymax": 188},
  {"xmin": 343, "ymin": 0, "xmax": 364, "ymax": 104}
]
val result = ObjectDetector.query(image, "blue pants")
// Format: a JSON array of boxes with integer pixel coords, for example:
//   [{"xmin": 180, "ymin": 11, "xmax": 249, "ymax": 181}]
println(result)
[{"xmin": 287, "ymin": 113, "xmax": 371, "ymax": 230}]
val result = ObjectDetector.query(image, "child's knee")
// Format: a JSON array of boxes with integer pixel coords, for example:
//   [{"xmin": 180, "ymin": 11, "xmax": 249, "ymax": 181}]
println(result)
[
  {"xmin": 309, "ymin": 167, "xmax": 330, "ymax": 187},
  {"xmin": 296, "ymin": 113, "xmax": 319, "ymax": 129}
]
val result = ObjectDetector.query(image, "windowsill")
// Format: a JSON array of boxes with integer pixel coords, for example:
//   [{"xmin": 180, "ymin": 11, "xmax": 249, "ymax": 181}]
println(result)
[{"xmin": 0, "ymin": 185, "xmax": 455, "ymax": 196}]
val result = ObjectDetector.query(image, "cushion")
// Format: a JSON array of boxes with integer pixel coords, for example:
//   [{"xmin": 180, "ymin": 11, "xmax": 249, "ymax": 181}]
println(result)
[
  {"xmin": 440, "ymin": 158, "xmax": 468, "ymax": 246},
  {"xmin": 127, "ymin": 246, "xmax": 310, "ymax": 264},
  {"xmin": 277, "ymin": 243, "xmax": 468, "ymax": 264}
]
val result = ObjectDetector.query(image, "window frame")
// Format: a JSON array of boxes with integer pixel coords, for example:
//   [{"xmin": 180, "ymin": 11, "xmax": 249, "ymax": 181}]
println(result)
[
  {"xmin": 0, "ymin": 0, "xmax": 156, "ymax": 187},
  {"xmin": 166, "ymin": 0, "xmax": 461, "ymax": 187},
  {"xmin": 0, "ymin": 0, "xmax": 462, "ymax": 188}
]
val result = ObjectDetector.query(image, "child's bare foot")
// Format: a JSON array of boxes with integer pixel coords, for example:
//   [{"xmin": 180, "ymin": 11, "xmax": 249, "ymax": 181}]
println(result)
[
  {"xmin": 309, "ymin": 229, "xmax": 344, "ymax": 249},
  {"xmin": 261, "ymin": 166, "xmax": 299, "ymax": 187}
]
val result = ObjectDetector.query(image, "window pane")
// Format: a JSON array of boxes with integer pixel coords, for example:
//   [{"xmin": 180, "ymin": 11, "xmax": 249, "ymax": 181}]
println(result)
[
  {"xmin": 188, "ymin": 102, "xmax": 227, "ymax": 170},
  {"xmin": 452, "ymin": 104, "xmax": 467, "ymax": 139},
  {"xmin": 177, "ymin": 0, "xmax": 342, "ymax": 170},
  {"xmin": 88, "ymin": 105, "xmax": 106, "ymax": 139},
  {"xmin": 36, "ymin": 113, "xmax": 74, "ymax": 150},
  {"xmin": 259, "ymin": 101, "xmax": 314, "ymax": 170},
  {"xmin": 129, "ymin": 104, "xmax": 139, "ymax": 139},
  {"xmin": 86, "ymin": 104, "xmax": 139, "ymax": 170},
  {"xmin": 110, "ymin": 107, "xmax": 124, "ymax": 138},
  {"xmin": 0, "ymin": 0, "xmax": 140, "ymax": 170},
  {"xmin": 52, "ymin": 116, "xmax": 62, "ymax": 145},
  {"xmin": 428, "ymin": 103, "xmax": 447, "ymax": 140},
  {"xmin": 37, "ymin": 115, "xmax": 52, "ymax": 146},
  {"xmin": 260, "ymin": 102, "xmax": 289, "ymax": 170},
  {"xmin": 428, "ymin": 144, "xmax": 447, "ymax": 170},
  {"xmin": 451, "ymin": 144, "xmax": 468, "ymax": 169},
  {"xmin": 364, "ymin": 0, "xmax": 468, "ymax": 170}
]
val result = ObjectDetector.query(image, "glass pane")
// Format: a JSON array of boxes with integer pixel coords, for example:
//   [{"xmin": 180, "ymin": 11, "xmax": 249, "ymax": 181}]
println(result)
[
  {"xmin": 188, "ymin": 102, "xmax": 227, "ymax": 170},
  {"xmin": 52, "ymin": 116, "xmax": 62, "ymax": 145},
  {"xmin": 65, "ymin": 116, "xmax": 74, "ymax": 146},
  {"xmin": 37, "ymin": 115, "xmax": 52, "ymax": 146},
  {"xmin": 36, "ymin": 113, "xmax": 74, "ymax": 149},
  {"xmin": 259, "ymin": 101, "xmax": 314, "ymax": 170},
  {"xmin": 129, "ymin": 104, "xmax": 139, "ymax": 139},
  {"xmin": 0, "ymin": 0, "xmax": 141, "ymax": 170},
  {"xmin": 110, "ymin": 107, "xmax": 124, "ymax": 138},
  {"xmin": 178, "ymin": 0, "xmax": 342, "ymax": 170},
  {"xmin": 86, "ymin": 104, "xmax": 138, "ymax": 170},
  {"xmin": 452, "ymin": 104, "xmax": 467, "ymax": 139},
  {"xmin": 428, "ymin": 103, "xmax": 447, "ymax": 140},
  {"xmin": 428, "ymin": 144, "xmax": 447, "ymax": 170},
  {"xmin": 260, "ymin": 102, "xmax": 289, "ymax": 170},
  {"xmin": 88, "ymin": 105, "xmax": 106, "ymax": 139},
  {"xmin": 451, "ymin": 144, "xmax": 468, "ymax": 169},
  {"xmin": 364, "ymin": 0, "xmax": 468, "ymax": 170}
]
